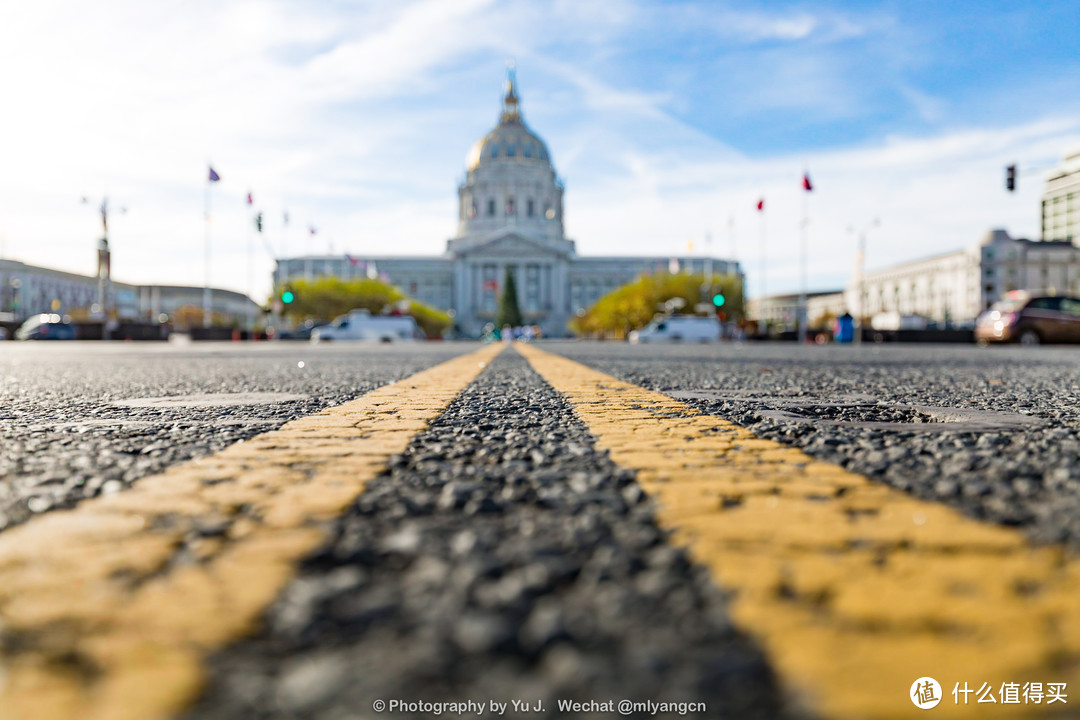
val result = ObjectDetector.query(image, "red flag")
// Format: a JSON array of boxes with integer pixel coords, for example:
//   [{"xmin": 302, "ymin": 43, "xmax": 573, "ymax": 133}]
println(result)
[
  {"xmin": 246, "ymin": 192, "xmax": 253, "ymax": 205},
  {"xmin": 802, "ymin": 173, "xmax": 813, "ymax": 191},
  {"xmin": 756, "ymin": 199, "xmax": 764, "ymax": 211}
]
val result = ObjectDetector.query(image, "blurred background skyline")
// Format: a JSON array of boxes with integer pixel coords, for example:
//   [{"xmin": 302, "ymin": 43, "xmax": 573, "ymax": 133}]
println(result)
[{"xmin": 1, "ymin": 0, "xmax": 1078, "ymax": 302}]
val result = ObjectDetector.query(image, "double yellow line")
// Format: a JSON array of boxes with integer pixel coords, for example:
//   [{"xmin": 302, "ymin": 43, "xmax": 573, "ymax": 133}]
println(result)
[
  {"xmin": 2, "ymin": 342, "xmax": 1077, "ymax": 720},
  {"xmin": 0, "ymin": 344, "xmax": 503, "ymax": 720},
  {"xmin": 518, "ymin": 344, "xmax": 1080, "ymax": 720}
]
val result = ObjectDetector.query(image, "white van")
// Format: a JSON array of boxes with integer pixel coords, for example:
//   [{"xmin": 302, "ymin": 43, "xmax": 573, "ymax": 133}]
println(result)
[
  {"xmin": 628, "ymin": 315, "xmax": 721, "ymax": 343},
  {"xmin": 870, "ymin": 312, "xmax": 928, "ymax": 331},
  {"xmin": 311, "ymin": 309, "xmax": 422, "ymax": 342}
]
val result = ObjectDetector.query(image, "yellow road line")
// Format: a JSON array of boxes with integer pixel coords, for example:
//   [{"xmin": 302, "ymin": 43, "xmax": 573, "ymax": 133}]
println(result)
[
  {"xmin": 0, "ymin": 343, "xmax": 504, "ymax": 720},
  {"xmin": 518, "ymin": 344, "xmax": 1080, "ymax": 720}
]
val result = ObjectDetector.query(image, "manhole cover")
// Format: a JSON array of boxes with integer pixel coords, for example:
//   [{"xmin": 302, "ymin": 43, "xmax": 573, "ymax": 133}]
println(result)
[
  {"xmin": 759, "ymin": 404, "xmax": 1042, "ymax": 433},
  {"xmin": 112, "ymin": 393, "xmax": 308, "ymax": 408}
]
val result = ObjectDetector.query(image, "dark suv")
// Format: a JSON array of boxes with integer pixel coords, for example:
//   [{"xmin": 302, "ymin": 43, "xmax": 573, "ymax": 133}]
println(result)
[{"xmin": 975, "ymin": 292, "xmax": 1080, "ymax": 345}]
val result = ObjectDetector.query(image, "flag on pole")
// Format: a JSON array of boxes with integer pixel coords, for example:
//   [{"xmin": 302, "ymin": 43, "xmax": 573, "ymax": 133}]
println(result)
[
  {"xmin": 208, "ymin": 167, "xmax": 221, "ymax": 182},
  {"xmin": 309, "ymin": 226, "xmax": 317, "ymax": 235},
  {"xmin": 802, "ymin": 173, "xmax": 813, "ymax": 191},
  {"xmin": 247, "ymin": 192, "xmax": 253, "ymax": 205},
  {"xmin": 756, "ymin": 199, "xmax": 764, "ymax": 211},
  {"xmin": 346, "ymin": 254, "xmax": 359, "ymax": 267}
]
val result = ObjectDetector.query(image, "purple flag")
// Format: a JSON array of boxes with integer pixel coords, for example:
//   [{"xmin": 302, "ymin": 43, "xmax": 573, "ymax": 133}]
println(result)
[{"xmin": 208, "ymin": 167, "xmax": 221, "ymax": 182}]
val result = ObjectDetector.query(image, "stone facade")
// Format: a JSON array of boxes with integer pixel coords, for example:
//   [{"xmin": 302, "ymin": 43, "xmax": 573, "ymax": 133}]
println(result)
[
  {"xmin": 750, "ymin": 229, "xmax": 1080, "ymax": 329},
  {"xmin": 1043, "ymin": 149, "xmax": 1080, "ymax": 244},
  {"xmin": 0, "ymin": 258, "xmax": 258, "ymax": 327},
  {"xmin": 273, "ymin": 71, "xmax": 739, "ymax": 338},
  {"xmin": 849, "ymin": 229, "xmax": 1080, "ymax": 324}
]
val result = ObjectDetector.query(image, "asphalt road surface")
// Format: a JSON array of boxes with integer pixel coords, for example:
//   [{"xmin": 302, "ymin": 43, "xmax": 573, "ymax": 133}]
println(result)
[{"xmin": 2, "ymin": 339, "xmax": 1079, "ymax": 720}]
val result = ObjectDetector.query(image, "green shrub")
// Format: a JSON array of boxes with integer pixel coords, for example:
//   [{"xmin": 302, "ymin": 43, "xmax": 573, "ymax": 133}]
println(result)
[
  {"xmin": 570, "ymin": 272, "xmax": 743, "ymax": 339},
  {"xmin": 274, "ymin": 277, "xmax": 452, "ymax": 338}
]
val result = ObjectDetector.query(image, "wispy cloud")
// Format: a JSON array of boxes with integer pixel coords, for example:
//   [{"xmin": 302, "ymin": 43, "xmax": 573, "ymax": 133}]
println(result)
[{"xmin": 0, "ymin": 0, "xmax": 1075, "ymax": 305}]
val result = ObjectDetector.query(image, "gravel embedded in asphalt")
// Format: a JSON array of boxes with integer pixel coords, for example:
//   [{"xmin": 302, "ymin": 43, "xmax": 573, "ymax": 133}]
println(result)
[
  {"xmin": 185, "ymin": 349, "xmax": 794, "ymax": 720},
  {"xmin": 0, "ymin": 343, "xmax": 468, "ymax": 531},
  {"xmin": 548, "ymin": 342, "xmax": 1080, "ymax": 548}
]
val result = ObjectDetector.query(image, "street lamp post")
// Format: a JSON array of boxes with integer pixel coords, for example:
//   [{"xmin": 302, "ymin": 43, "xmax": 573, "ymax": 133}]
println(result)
[
  {"xmin": 83, "ymin": 197, "xmax": 125, "ymax": 322},
  {"xmin": 851, "ymin": 218, "xmax": 880, "ymax": 346}
]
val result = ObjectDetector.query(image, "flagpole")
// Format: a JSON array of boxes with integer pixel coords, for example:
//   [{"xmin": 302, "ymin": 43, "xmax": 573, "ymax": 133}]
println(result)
[
  {"xmin": 855, "ymin": 230, "xmax": 865, "ymax": 346},
  {"xmin": 705, "ymin": 231, "xmax": 712, "ymax": 285},
  {"xmin": 203, "ymin": 179, "xmax": 212, "ymax": 328},
  {"xmin": 728, "ymin": 215, "xmax": 735, "ymax": 265},
  {"xmin": 246, "ymin": 194, "xmax": 254, "ymax": 335},
  {"xmin": 304, "ymin": 224, "xmax": 312, "ymax": 281},
  {"xmin": 759, "ymin": 206, "xmax": 766, "ymax": 304},
  {"xmin": 798, "ymin": 178, "xmax": 808, "ymax": 345}
]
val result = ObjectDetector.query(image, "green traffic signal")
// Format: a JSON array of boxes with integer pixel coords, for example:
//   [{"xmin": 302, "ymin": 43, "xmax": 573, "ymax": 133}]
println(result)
[
  {"xmin": 281, "ymin": 290, "xmax": 295, "ymax": 304},
  {"xmin": 712, "ymin": 293, "xmax": 726, "ymax": 307}
]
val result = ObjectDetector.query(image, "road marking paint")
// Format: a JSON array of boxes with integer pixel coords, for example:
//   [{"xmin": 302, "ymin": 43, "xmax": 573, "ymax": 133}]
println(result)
[
  {"xmin": 518, "ymin": 344, "xmax": 1080, "ymax": 720},
  {"xmin": 0, "ymin": 343, "xmax": 504, "ymax": 720},
  {"xmin": 111, "ymin": 392, "xmax": 309, "ymax": 408}
]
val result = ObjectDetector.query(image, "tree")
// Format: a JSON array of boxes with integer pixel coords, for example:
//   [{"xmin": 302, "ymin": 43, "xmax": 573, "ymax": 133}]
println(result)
[
  {"xmin": 273, "ymin": 276, "xmax": 452, "ymax": 338},
  {"xmin": 569, "ymin": 272, "xmax": 744, "ymax": 339},
  {"xmin": 496, "ymin": 267, "xmax": 523, "ymax": 328}
]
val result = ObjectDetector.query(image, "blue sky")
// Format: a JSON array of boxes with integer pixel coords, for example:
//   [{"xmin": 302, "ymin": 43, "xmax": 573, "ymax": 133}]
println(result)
[{"xmin": 1, "ymin": 0, "xmax": 1078, "ymax": 302}]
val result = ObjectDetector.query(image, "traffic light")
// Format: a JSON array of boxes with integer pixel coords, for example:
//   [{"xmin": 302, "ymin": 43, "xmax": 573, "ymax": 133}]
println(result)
[
  {"xmin": 281, "ymin": 290, "xmax": 295, "ymax": 304},
  {"xmin": 712, "ymin": 293, "xmax": 726, "ymax": 307},
  {"xmin": 1006, "ymin": 164, "xmax": 1016, "ymax": 192}
]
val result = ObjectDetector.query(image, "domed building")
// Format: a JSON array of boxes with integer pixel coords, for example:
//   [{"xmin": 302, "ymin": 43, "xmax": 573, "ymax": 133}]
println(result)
[{"xmin": 273, "ymin": 69, "xmax": 741, "ymax": 337}]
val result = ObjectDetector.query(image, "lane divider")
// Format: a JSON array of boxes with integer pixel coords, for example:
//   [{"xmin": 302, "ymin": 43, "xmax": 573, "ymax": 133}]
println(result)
[
  {"xmin": 518, "ymin": 343, "xmax": 1080, "ymax": 720},
  {"xmin": 0, "ymin": 343, "xmax": 504, "ymax": 720}
]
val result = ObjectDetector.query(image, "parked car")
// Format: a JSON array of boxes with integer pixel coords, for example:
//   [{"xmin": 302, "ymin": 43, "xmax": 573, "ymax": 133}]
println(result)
[
  {"xmin": 15, "ymin": 314, "xmax": 76, "ymax": 340},
  {"xmin": 311, "ymin": 309, "xmax": 422, "ymax": 342},
  {"xmin": 628, "ymin": 315, "xmax": 721, "ymax": 343},
  {"xmin": 975, "ymin": 292, "xmax": 1080, "ymax": 345},
  {"xmin": 276, "ymin": 321, "xmax": 326, "ymax": 340}
]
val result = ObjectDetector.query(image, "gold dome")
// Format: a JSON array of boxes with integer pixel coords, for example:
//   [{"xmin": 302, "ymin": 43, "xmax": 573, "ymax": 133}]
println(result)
[{"xmin": 465, "ymin": 69, "xmax": 552, "ymax": 171}]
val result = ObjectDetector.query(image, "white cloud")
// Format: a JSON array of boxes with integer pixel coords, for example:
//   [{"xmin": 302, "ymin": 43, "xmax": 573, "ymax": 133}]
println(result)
[
  {"xmin": 568, "ymin": 116, "xmax": 1080, "ymax": 298},
  {"xmin": 0, "ymin": 0, "xmax": 1075, "ymax": 309}
]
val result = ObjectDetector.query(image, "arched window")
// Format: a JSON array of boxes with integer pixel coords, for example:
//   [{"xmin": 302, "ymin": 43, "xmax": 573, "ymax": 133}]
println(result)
[
  {"xmin": 523, "ymin": 144, "xmax": 533, "ymax": 158},
  {"xmin": 506, "ymin": 144, "xmax": 516, "ymax": 157},
  {"xmin": 487, "ymin": 199, "xmax": 496, "ymax": 217},
  {"xmin": 527, "ymin": 199, "xmax": 534, "ymax": 217},
  {"xmin": 490, "ymin": 145, "xmax": 498, "ymax": 159},
  {"xmin": 505, "ymin": 197, "xmax": 515, "ymax": 216}
]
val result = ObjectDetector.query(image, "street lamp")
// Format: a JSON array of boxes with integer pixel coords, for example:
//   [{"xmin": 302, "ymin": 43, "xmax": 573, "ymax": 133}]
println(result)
[
  {"xmin": 849, "ymin": 218, "xmax": 880, "ymax": 345},
  {"xmin": 82, "ymin": 196, "xmax": 126, "ymax": 321}
]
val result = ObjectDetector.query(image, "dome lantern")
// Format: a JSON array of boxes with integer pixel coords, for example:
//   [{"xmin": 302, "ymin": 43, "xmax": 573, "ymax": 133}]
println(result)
[
  {"xmin": 464, "ymin": 66, "xmax": 554, "ymax": 172},
  {"xmin": 500, "ymin": 64, "xmax": 521, "ymax": 124}
]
